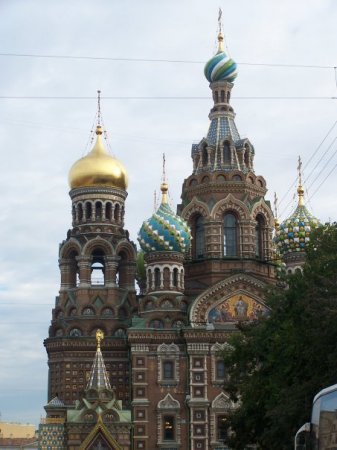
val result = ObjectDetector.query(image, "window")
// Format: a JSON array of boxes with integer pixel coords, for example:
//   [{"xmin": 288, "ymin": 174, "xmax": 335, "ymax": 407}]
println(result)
[
  {"xmin": 216, "ymin": 360, "xmax": 225, "ymax": 379},
  {"xmin": 224, "ymin": 213, "xmax": 237, "ymax": 256},
  {"xmin": 163, "ymin": 416, "xmax": 175, "ymax": 440},
  {"xmin": 217, "ymin": 415, "xmax": 228, "ymax": 441},
  {"xmin": 163, "ymin": 361, "xmax": 174, "ymax": 380},
  {"xmin": 173, "ymin": 268, "xmax": 178, "ymax": 287},
  {"xmin": 255, "ymin": 215, "xmax": 265, "ymax": 258},
  {"xmin": 202, "ymin": 146, "xmax": 208, "ymax": 166},
  {"xmin": 223, "ymin": 142, "xmax": 231, "ymax": 164},
  {"xmin": 154, "ymin": 268, "xmax": 161, "ymax": 288},
  {"xmin": 194, "ymin": 216, "xmax": 205, "ymax": 259}
]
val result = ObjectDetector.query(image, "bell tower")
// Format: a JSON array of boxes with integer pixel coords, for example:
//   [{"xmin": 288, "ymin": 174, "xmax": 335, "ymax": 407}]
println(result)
[
  {"xmin": 178, "ymin": 22, "xmax": 276, "ymax": 296},
  {"xmin": 44, "ymin": 93, "xmax": 137, "ymax": 407}
]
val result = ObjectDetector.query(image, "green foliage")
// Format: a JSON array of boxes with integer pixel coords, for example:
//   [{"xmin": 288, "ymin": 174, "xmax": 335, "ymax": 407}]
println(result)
[{"xmin": 222, "ymin": 223, "xmax": 337, "ymax": 450}]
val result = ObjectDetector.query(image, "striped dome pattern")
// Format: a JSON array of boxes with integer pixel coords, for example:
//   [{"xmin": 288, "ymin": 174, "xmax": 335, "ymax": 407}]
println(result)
[
  {"xmin": 138, "ymin": 203, "xmax": 191, "ymax": 253},
  {"xmin": 275, "ymin": 205, "xmax": 320, "ymax": 255},
  {"xmin": 204, "ymin": 51, "xmax": 238, "ymax": 83}
]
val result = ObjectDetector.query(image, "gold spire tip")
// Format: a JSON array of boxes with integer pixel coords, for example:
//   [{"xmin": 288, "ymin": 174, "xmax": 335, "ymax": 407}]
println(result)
[{"xmin": 96, "ymin": 329, "xmax": 104, "ymax": 350}]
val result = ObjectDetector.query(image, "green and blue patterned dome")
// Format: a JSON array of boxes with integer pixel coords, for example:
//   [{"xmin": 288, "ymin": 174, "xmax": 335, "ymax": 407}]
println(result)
[
  {"xmin": 204, "ymin": 32, "xmax": 238, "ymax": 83},
  {"xmin": 275, "ymin": 185, "xmax": 320, "ymax": 255},
  {"xmin": 138, "ymin": 183, "xmax": 191, "ymax": 253}
]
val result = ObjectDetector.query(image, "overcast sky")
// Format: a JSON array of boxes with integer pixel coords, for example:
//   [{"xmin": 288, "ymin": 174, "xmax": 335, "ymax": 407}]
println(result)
[{"xmin": 0, "ymin": 0, "xmax": 337, "ymax": 426}]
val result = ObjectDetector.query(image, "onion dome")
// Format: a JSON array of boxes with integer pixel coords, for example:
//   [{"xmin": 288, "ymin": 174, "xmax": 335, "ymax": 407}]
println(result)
[
  {"xmin": 68, "ymin": 125, "xmax": 128, "ymax": 190},
  {"xmin": 275, "ymin": 184, "xmax": 320, "ymax": 255},
  {"xmin": 138, "ymin": 182, "xmax": 191, "ymax": 253},
  {"xmin": 204, "ymin": 31, "xmax": 238, "ymax": 83}
]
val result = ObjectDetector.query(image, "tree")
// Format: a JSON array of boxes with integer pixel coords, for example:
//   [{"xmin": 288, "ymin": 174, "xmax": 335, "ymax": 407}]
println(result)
[{"xmin": 222, "ymin": 223, "xmax": 337, "ymax": 450}]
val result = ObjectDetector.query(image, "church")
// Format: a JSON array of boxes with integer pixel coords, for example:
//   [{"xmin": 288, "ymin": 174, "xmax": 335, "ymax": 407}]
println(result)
[{"xmin": 38, "ymin": 20, "xmax": 319, "ymax": 450}]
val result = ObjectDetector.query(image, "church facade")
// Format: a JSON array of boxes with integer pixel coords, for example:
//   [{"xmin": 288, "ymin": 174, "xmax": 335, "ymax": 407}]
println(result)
[{"xmin": 39, "ymin": 25, "xmax": 283, "ymax": 450}]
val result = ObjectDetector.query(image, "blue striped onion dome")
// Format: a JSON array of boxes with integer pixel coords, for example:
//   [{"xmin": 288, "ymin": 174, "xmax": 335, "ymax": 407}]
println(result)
[
  {"xmin": 138, "ymin": 184, "xmax": 191, "ymax": 253},
  {"xmin": 275, "ymin": 200, "xmax": 320, "ymax": 255},
  {"xmin": 204, "ymin": 33, "xmax": 238, "ymax": 83}
]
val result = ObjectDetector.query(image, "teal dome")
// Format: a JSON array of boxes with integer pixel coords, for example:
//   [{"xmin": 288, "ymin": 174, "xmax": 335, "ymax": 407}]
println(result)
[
  {"xmin": 138, "ymin": 184, "xmax": 191, "ymax": 253},
  {"xmin": 204, "ymin": 32, "xmax": 238, "ymax": 83},
  {"xmin": 275, "ymin": 187, "xmax": 320, "ymax": 255}
]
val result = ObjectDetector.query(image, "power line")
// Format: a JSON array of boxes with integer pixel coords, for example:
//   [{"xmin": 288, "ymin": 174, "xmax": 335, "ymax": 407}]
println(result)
[
  {"xmin": 0, "ymin": 95, "xmax": 336, "ymax": 100},
  {"xmin": 0, "ymin": 52, "xmax": 335, "ymax": 69},
  {"xmin": 278, "ymin": 120, "xmax": 337, "ymax": 212}
]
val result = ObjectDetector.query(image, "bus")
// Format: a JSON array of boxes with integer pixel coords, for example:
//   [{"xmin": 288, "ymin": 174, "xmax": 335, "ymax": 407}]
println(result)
[{"xmin": 295, "ymin": 383, "xmax": 337, "ymax": 449}]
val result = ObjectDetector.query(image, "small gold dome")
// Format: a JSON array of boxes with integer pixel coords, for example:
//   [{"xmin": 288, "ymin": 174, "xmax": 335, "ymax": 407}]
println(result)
[{"xmin": 68, "ymin": 126, "xmax": 128, "ymax": 190}]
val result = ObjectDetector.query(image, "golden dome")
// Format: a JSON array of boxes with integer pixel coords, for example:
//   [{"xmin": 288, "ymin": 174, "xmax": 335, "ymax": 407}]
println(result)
[{"xmin": 68, "ymin": 126, "xmax": 128, "ymax": 190}]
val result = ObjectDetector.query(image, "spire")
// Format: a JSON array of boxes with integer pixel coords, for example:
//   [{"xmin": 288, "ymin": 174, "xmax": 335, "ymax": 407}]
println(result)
[
  {"xmin": 86, "ymin": 329, "xmax": 111, "ymax": 391},
  {"xmin": 297, "ymin": 155, "xmax": 305, "ymax": 206},
  {"xmin": 217, "ymin": 8, "xmax": 224, "ymax": 53},
  {"xmin": 274, "ymin": 192, "xmax": 280, "ymax": 229},
  {"xmin": 160, "ymin": 153, "xmax": 168, "ymax": 204}
]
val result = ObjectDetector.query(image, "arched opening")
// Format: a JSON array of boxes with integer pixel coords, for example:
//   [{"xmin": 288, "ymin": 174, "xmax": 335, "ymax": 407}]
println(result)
[
  {"xmin": 90, "ymin": 250, "xmax": 105, "ymax": 285},
  {"xmin": 223, "ymin": 213, "xmax": 238, "ymax": 257},
  {"xmin": 223, "ymin": 142, "xmax": 231, "ymax": 165},
  {"xmin": 215, "ymin": 90, "xmax": 219, "ymax": 103},
  {"xmin": 220, "ymin": 90, "xmax": 225, "ymax": 102},
  {"xmin": 154, "ymin": 268, "xmax": 161, "ymax": 288},
  {"xmin": 227, "ymin": 91, "xmax": 230, "ymax": 103},
  {"xmin": 72, "ymin": 205, "xmax": 76, "ymax": 223},
  {"xmin": 193, "ymin": 215, "xmax": 205, "ymax": 260},
  {"xmin": 95, "ymin": 201, "xmax": 102, "ymax": 220},
  {"xmin": 105, "ymin": 202, "xmax": 112, "ymax": 221},
  {"xmin": 85, "ymin": 202, "xmax": 92, "ymax": 221},
  {"xmin": 173, "ymin": 268, "xmax": 178, "ymax": 288},
  {"xmin": 244, "ymin": 147, "xmax": 250, "ymax": 167},
  {"xmin": 255, "ymin": 215, "xmax": 265, "ymax": 259}
]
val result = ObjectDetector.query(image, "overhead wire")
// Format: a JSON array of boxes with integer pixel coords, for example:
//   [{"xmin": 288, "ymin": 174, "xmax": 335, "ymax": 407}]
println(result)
[{"xmin": 0, "ymin": 52, "xmax": 335, "ymax": 69}]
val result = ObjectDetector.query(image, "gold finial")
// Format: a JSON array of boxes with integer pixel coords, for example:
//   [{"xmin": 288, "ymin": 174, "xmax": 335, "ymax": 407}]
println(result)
[
  {"xmin": 161, "ymin": 153, "xmax": 168, "ymax": 204},
  {"xmin": 217, "ymin": 8, "xmax": 224, "ymax": 52},
  {"xmin": 297, "ymin": 156, "xmax": 305, "ymax": 206},
  {"xmin": 96, "ymin": 329, "xmax": 104, "ymax": 350},
  {"xmin": 274, "ymin": 192, "xmax": 280, "ymax": 228}
]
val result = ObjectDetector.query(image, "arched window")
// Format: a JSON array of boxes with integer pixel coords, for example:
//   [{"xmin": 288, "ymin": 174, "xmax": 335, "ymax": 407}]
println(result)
[
  {"xmin": 163, "ymin": 361, "xmax": 174, "ymax": 380},
  {"xmin": 216, "ymin": 360, "xmax": 225, "ymax": 379},
  {"xmin": 95, "ymin": 201, "xmax": 102, "ymax": 220},
  {"xmin": 194, "ymin": 216, "xmax": 205, "ymax": 259},
  {"xmin": 224, "ymin": 213, "xmax": 237, "ymax": 256},
  {"xmin": 227, "ymin": 91, "xmax": 230, "ymax": 103},
  {"xmin": 154, "ymin": 268, "xmax": 161, "ymax": 288},
  {"xmin": 85, "ymin": 202, "xmax": 92, "ymax": 221},
  {"xmin": 255, "ymin": 215, "xmax": 265, "ymax": 258},
  {"xmin": 217, "ymin": 415, "xmax": 228, "ymax": 441},
  {"xmin": 90, "ymin": 250, "xmax": 105, "ymax": 285},
  {"xmin": 163, "ymin": 416, "xmax": 175, "ymax": 440},
  {"xmin": 173, "ymin": 268, "xmax": 178, "ymax": 287},
  {"xmin": 105, "ymin": 202, "xmax": 112, "ymax": 221},
  {"xmin": 223, "ymin": 142, "xmax": 231, "ymax": 164}
]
